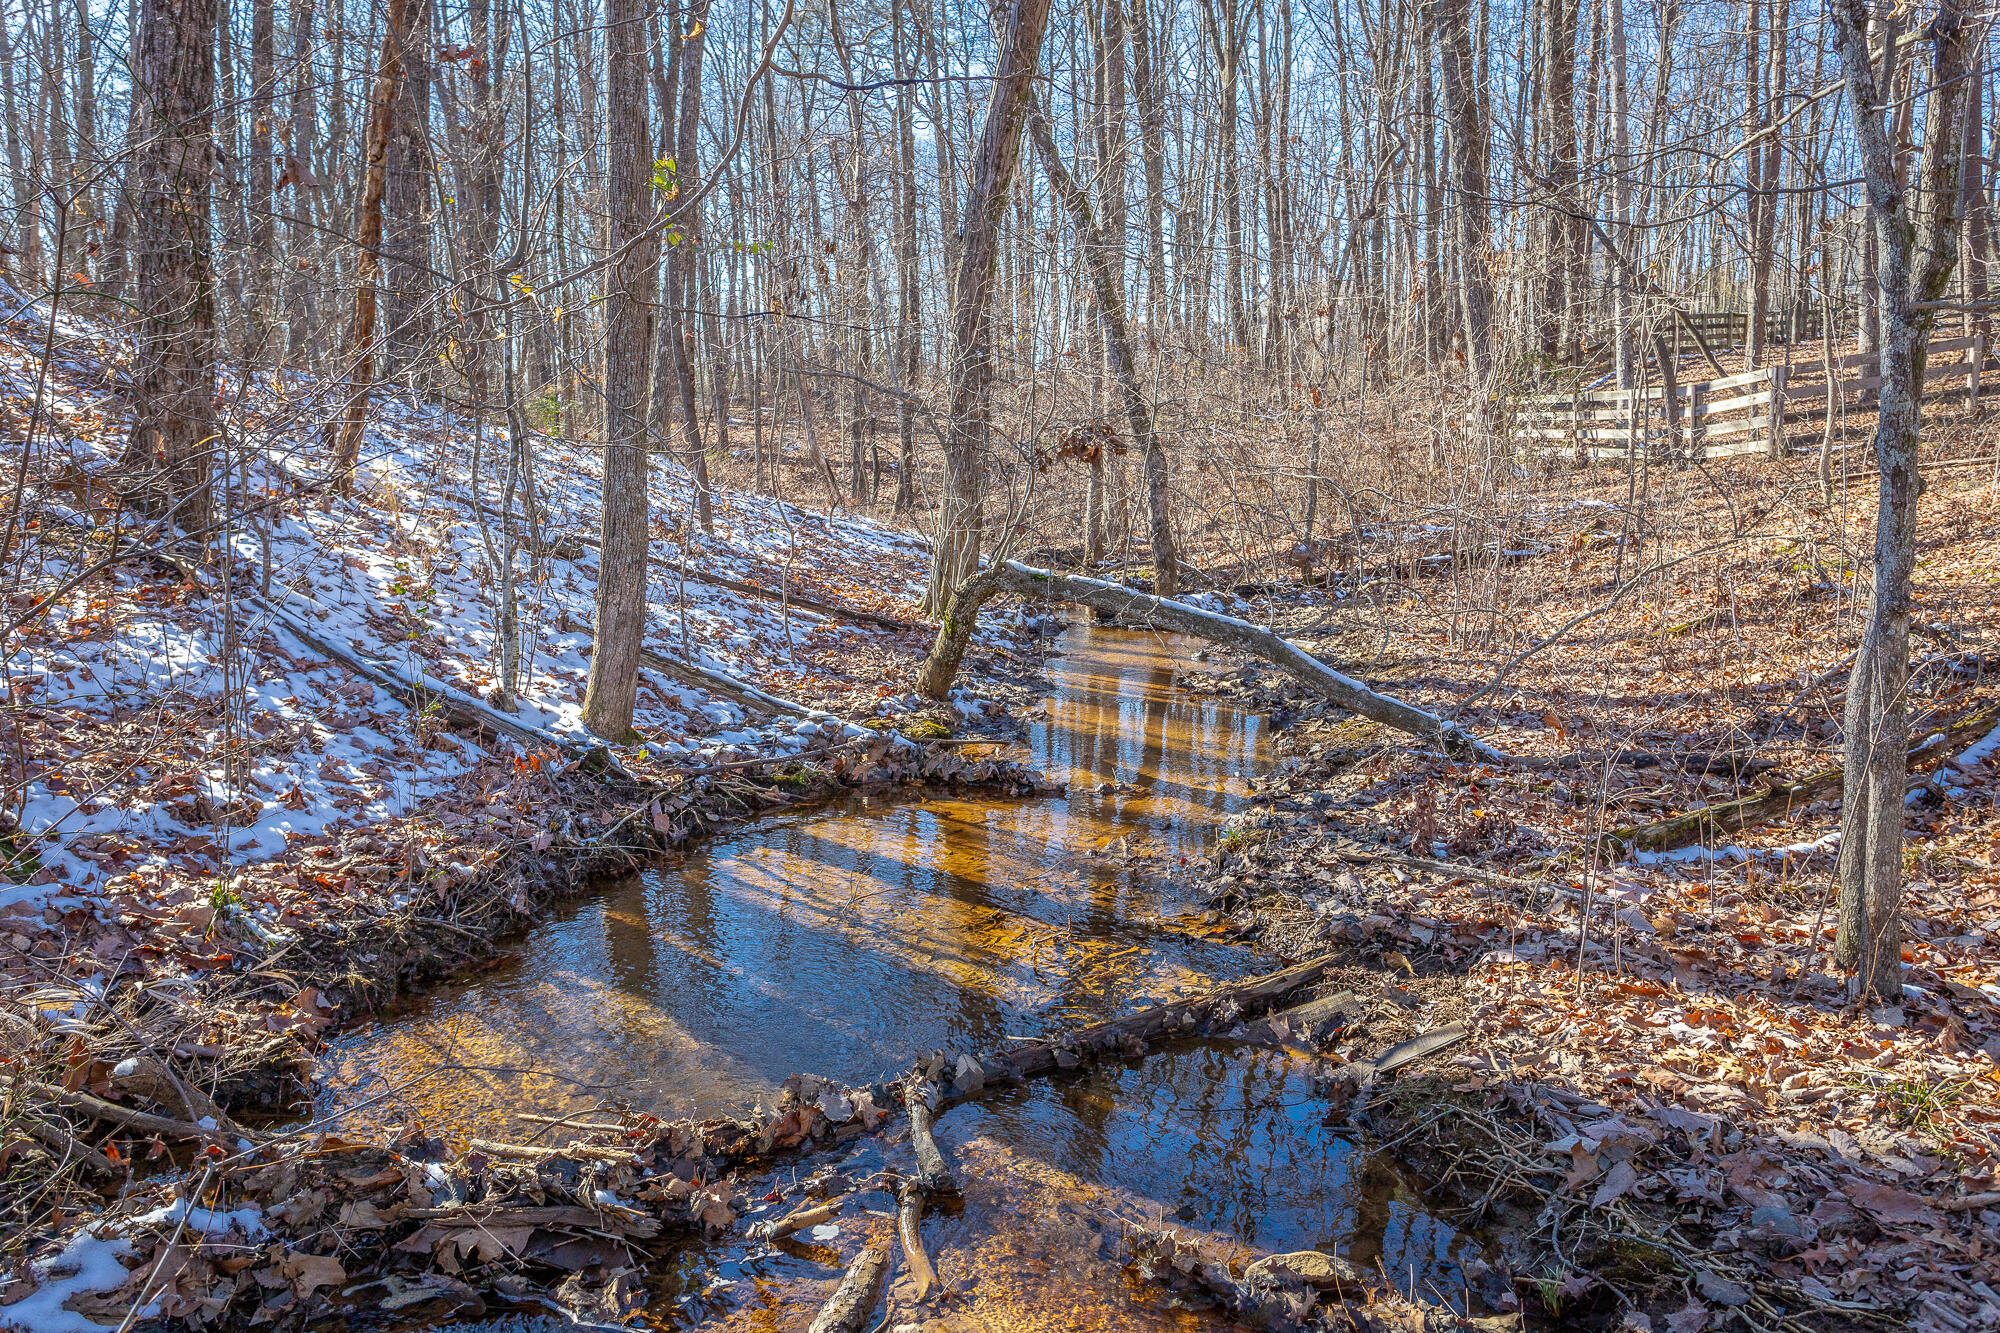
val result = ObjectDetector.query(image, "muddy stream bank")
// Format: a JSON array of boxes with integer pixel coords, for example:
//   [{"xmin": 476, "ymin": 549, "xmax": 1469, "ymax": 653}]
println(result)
[{"xmin": 322, "ymin": 624, "xmax": 1498, "ymax": 1330}]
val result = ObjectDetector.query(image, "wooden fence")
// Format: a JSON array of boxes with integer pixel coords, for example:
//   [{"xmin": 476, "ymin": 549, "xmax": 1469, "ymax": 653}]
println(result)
[
  {"xmin": 1566, "ymin": 308, "xmax": 1830, "ymax": 369},
  {"xmin": 1676, "ymin": 308, "xmax": 1826, "ymax": 353},
  {"xmin": 1509, "ymin": 333, "xmax": 1998, "ymax": 463}
]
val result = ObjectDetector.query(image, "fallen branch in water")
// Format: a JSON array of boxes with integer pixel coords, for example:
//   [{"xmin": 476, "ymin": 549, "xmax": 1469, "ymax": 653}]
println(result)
[
  {"xmin": 946, "ymin": 951, "xmax": 1351, "ymax": 1100},
  {"xmin": 896, "ymin": 1179, "xmax": 938, "ymax": 1304},
  {"xmin": 903, "ymin": 1074, "xmax": 957, "ymax": 1195},
  {"xmin": 807, "ymin": 1239, "xmax": 892, "ymax": 1333},
  {"xmin": 467, "ymin": 1135, "xmax": 639, "ymax": 1164},
  {"xmin": 748, "ymin": 1193, "xmax": 851, "ymax": 1242}
]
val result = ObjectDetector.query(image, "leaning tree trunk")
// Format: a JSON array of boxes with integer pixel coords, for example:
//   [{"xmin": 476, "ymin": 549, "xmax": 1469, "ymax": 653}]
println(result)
[
  {"xmin": 1828, "ymin": 0, "xmax": 1977, "ymax": 1003},
  {"xmin": 1026, "ymin": 103, "xmax": 1179, "ymax": 596},
  {"xmin": 920, "ymin": 0, "xmax": 1059, "ymax": 617},
  {"xmin": 325, "ymin": 0, "xmax": 417, "ymax": 490},
  {"xmin": 580, "ymin": 0, "xmax": 663, "ymax": 740},
  {"xmin": 121, "ymin": 0, "xmax": 221, "ymax": 533},
  {"xmin": 919, "ymin": 562, "xmax": 1508, "ymax": 761}
]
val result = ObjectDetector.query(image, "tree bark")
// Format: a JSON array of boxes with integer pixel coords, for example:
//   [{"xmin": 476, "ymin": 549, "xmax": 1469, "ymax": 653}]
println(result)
[
  {"xmin": 1828, "ymin": 0, "xmax": 1978, "ymax": 1003},
  {"xmin": 325, "ymin": 0, "xmax": 418, "ymax": 490},
  {"xmin": 1433, "ymin": 0, "xmax": 1492, "ymax": 385},
  {"xmin": 580, "ymin": 0, "xmax": 662, "ymax": 740},
  {"xmin": 380, "ymin": 0, "xmax": 433, "ymax": 383},
  {"xmin": 122, "ymin": 0, "xmax": 220, "ymax": 532},
  {"xmin": 920, "ymin": 0, "xmax": 1057, "ymax": 616}
]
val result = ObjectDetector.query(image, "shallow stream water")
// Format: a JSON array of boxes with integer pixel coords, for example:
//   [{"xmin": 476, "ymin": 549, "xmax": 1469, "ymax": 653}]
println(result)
[{"xmin": 323, "ymin": 624, "xmax": 1493, "ymax": 1329}]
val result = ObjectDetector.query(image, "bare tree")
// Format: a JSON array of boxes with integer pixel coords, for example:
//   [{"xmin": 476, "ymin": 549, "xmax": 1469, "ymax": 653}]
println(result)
[
  {"xmin": 121, "ymin": 0, "xmax": 220, "ymax": 530},
  {"xmin": 325, "ymin": 0, "xmax": 419, "ymax": 489},
  {"xmin": 581, "ymin": 0, "xmax": 662, "ymax": 738},
  {"xmin": 1828, "ymin": 0, "xmax": 1980, "ymax": 1003},
  {"xmin": 919, "ymin": 0, "xmax": 1057, "ymax": 625}
]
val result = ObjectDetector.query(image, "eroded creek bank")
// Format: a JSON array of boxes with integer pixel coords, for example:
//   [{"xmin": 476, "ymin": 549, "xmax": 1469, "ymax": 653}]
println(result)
[{"xmin": 316, "ymin": 625, "xmax": 1503, "ymax": 1331}]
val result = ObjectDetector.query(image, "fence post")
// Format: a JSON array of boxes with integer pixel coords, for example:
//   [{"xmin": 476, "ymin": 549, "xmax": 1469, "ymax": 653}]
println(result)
[
  {"xmin": 1971, "ymin": 333, "xmax": 1986, "ymax": 404},
  {"xmin": 1766, "ymin": 364, "xmax": 1789, "ymax": 459},
  {"xmin": 1687, "ymin": 381, "xmax": 1705, "ymax": 460}
]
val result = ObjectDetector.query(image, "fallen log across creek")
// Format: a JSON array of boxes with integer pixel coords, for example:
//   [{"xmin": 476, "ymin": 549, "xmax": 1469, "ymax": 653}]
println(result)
[
  {"xmin": 935, "ymin": 949, "xmax": 1359, "ymax": 1103},
  {"xmin": 930, "ymin": 562, "xmax": 1511, "ymax": 763}
]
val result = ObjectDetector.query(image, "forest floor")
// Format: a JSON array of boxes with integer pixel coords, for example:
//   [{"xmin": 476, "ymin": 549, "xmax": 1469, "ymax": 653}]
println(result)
[
  {"xmin": 0, "ymin": 284, "xmax": 1067, "ymax": 1316},
  {"xmin": 5, "ymin": 278, "xmax": 2000, "ymax": 1333},
  {"xmin": 1159, "ymin": 414, "xmax": 2000, "ymax": 1332}
]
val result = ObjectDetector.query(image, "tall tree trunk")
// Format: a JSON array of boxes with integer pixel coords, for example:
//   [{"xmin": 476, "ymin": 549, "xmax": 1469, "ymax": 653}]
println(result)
[
  {"xmin": 646, "ymin": 1, "xmax": 680, "ymax": 441},
  {"xmin": 71, "ymin": 0, "xmax": 98, "ymax": 280},
  {"xmin": 122, "ymin": 0, "xmax": 220, "ymax": 531},
  {"xmin": 918, "ymin": 0, "xmax": 1057, "ymax": 624},
  {"xmin": 1433, "ymin": 0, "xmax": 1492, "ymax": 384},
  {"xmin": 828, "ymin": 0, "xmax": 874, "ymax": 504},
  {"xmin": 0, "ymin": 9, "xmax": 35, "ymax": 288},
  {"xmin": 248, "ymin": 0, "xmax": 275, "ymax": 342},
  {"xmin": 1026, "ymin": 104, "xmax": 1179, "ymax": 596},
  {"xmin": 325, "ymin": 0, "xmax": 417, "ymax": 489},
  {"xmin": 1200, "ymin": 0, "xmax": 1250, "ymax": 354},
  {"xmin": 1828, "ymin": 0, "xmax": 1977, "ymax": 1003},
  {"xmin": 581, "ymin": 0, "xmax": 662, "ymax": 739},
  {"xmin": 1743, "ymin": 0, "xmax": 1773, "ymax": 366},
  {"xmin": 1129, "ymin": 0, "xmax": 1168, "ymax": 334},
  {"xmin": 1606, "ymin": 0, "xmax": 1633, "ymax": 385},
  {"xmin": 1537, "ymin": 0, "xmax": 1578, "ymax": 360},
  {"xmin": 669, "ymin": 0, "xmax": 714, "ymax": 532},
  {"xmin": 892, "ymin": 0, "xmax": 921, "ymax": 514},
  {"xmin": 380, "ymin": 0, "xmax": 432, "ymax": 384},
  {"xmin": 282, "ymin": 0, "xmax": 319, "ymax": 360}
]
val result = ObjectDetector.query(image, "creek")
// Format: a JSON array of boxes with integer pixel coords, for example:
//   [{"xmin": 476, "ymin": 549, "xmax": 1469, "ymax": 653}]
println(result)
[{"xmin": 321, "ymin": 624, "xmax": 1495, "ymax": 1328}]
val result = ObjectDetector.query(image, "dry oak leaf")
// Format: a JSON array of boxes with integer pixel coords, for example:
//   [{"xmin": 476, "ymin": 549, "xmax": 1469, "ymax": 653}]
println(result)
[{"xmin": 276, "ymin": 1251, "xmax": 345, "ymax": 1299}]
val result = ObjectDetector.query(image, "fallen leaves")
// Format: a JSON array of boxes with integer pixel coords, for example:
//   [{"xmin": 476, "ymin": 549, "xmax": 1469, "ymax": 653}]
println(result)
[{"xmin": 1841, "ymin": 1177, "xmax": 1941, "ymax": 1228}]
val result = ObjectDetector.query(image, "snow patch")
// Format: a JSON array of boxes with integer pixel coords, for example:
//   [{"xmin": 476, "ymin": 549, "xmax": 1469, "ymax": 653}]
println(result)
[{"xmin": 0, "ymin": 1233, "xmax": 145, "ymax": 1333}]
